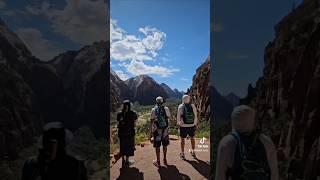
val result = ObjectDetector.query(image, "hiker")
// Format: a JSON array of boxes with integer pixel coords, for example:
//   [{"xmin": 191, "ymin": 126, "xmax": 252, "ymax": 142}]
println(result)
[
  {"xmin": 177, "ymin": 94, "xmax": 198, "ymax": 160},
  {"xmin": 22, "ymin": 122, "xmax": 87, "ymax": 180},
  {"xmin": 215, "ymin": 105, "xmax": 279, "ymax": 180},
  {"xmin": 150, "ymin": 96, "xmax": 171, "ymax": 167},
  {"xmin": 117, "ymin": 100, "xmax": 138, "ymax": 168}
]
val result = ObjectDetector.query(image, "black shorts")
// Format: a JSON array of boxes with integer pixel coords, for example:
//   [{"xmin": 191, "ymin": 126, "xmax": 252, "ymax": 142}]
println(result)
[
  {"xmin": 153, "ymin": 128, "xmax": 170, "ymax": 148},
  {"xmin": 119, "ymin": 135, "xmax": 135, "ymax": 156},
  {"xmin": 180, "ymin": 126, "xmax": 196, "ymax": 138}
]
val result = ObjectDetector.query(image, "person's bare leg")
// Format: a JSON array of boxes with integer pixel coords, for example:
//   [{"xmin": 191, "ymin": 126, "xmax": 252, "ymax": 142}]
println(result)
[
  {"xmin": 181, "ymin": 138, "xmax": 185, "ymax": 153},
  {"xmin": 191, "ymin": 137, "xmax": 195, "ymax": 152},
  {"xmin": 163, "ymin": 146, "xmax": 167, "ymax": 160},
  {"xmin": 156, "ymin": 147, "xmax": 160, "ymax": 162}
]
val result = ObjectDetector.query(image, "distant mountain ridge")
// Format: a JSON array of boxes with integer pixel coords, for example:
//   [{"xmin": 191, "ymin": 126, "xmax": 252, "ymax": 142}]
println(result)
[
  {"xmin": 224, "ymin": 92, "xmax": 240, "ymax": 107},
  {"xmin": 110, "ymin": 70, "xmax": 185, "ymax": 106},
  {"xmin": 160, "ymin": 83, "xmax": 184, "ymax": 100}
]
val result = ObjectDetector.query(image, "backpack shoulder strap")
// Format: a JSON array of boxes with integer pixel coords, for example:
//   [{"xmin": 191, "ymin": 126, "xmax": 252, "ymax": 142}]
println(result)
[
  {"xmin": 161, "ymin": 106, "xmax": 168, "ymax": 118},
  {"xmin": 229, "ymin": 132, "xmax": 246, "ymax": 158}
]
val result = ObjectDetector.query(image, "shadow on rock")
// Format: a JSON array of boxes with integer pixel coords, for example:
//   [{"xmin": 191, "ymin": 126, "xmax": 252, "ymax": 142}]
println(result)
[
  {"xmin": 117, "ymin": 167, "xmax": 144, "ymax": 180},
  {"xmin": 158, "ymin": 165, "xmax": 191, "ymax": 180},
  {"xmin": 186, "ymin": 158, "xmax": 210, "ymax": 179}
]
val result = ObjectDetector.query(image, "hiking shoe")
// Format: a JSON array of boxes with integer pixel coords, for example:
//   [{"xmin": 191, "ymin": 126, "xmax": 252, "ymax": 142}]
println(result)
[
  {"xmin": 163, "ymin": 159, "xmax": 168, "ymax": 166},
  {"xmin": 153, "ymin": 160, "xmax": 161, "ymax": 168},
  {"xmin": 180, "ymin": 152, "xmax": 186, "ymax": 160},
  {"xmin": 125, "ymin": 160, "xmax": 135, "ymax": 167},
  {"xmin": 191, "ymin": 151, "xmax": 197, "ymax": 159}
]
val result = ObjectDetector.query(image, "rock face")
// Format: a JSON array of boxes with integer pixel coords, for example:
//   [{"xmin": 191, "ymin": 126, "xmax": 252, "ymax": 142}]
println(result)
[
  {"xmin": 0, "ymin": 19, "xmax": 49, "ymax": 161},
  {"xmin": 243, "ymin": 1, "xmax": 320, "ymax": 178},
  {"xmin": 125, "ymin": 75, "xmax": 168, "ymax": 105},
  {"xmin": 49, "ymin": 41, "xmax": 108, "ymax": 137},
  {"xmin": 188, "ymin": 57, "xmax": 211, "ymax": 121},
  {"xmin": 160, "ymin": 83, "xmax": 183, "ymax": 99},
  {"xmin": 211, "ymin": 87, "xmax": 234, "ymax": 122},
  {"xmin": 0, "ymin": 18, "xmax": 108, "ymax": 162},
  {"xmin": 110, "ymin": 70, "xmax": 132, "ymax": 103}
]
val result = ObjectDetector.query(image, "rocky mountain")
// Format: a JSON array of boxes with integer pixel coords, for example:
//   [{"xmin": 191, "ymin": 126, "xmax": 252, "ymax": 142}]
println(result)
[
  {"xmin": 110, "ymin": 69, "xmax": 132, "ymax": 103},
  {"xmin": 242, "ymin": 1, "xmax": 320, "ymax": 178},
  {"xmin": 224, "ymin": 92, "xmax": 240, "ymax": 107},
  {"xmin": 211, "ymin": 87, "xmax": 234, "ymax": 122},
  {"xmin": 188, "ymin": 57, "xmax": 211, "ymax": 121},
  {"xmin": 0, "ymin": 17, "xmax": 108, "ymax": 165},
  {"xmin": 48, "ymin": 41, "xmax": 107, "ymax": 137},
  {"xmin": 125, "ymin": 75, "xmax": 168, "ymax": 105},
  {"xmin": 0, "ymin": 18, "xmax": 59, "ymax": 162},
  {"xmin": 160, "ymin": 83, "xmax": 183, "ymax": 99}
]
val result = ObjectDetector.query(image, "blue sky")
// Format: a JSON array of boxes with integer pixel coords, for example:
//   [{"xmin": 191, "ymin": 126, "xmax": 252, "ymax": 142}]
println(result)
[
  {"xmin": 212, "ymin": 0, "xmax": 303, "ymax": 97},
  {"xmin": 110, "ymin": 0, "xmax": 210, "ymax": 92}
]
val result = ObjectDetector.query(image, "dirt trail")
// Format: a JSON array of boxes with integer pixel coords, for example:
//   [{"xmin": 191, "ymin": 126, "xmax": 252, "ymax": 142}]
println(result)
[{"xmin": 110, "ymin": 135, "xmax": 210, "ymax": 180}]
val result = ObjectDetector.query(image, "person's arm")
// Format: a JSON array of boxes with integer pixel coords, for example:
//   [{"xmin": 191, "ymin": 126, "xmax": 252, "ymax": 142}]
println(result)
[
  {"xmin": 165, "ymin": 107, "xmax": 171, "ymax": 118},
  {"xmin": 215, "ymin": 136, "xmax": 234, "ymax": 180},
  {"xmin": 177, "ymin": 105, "xmax": 182, "ymax": 126},
  {"xmin": 192, "ymin": 104, "xmax": 198, "ymax": 127},
  {"xmin": 150, "ymin": 109, "xmax": 155, "ymax": 138}
]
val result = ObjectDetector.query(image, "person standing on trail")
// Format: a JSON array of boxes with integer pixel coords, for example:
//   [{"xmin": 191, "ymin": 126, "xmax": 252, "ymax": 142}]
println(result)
[
  {"xmin": 117, "ymin": 100, "xmax": 138, "ymax": 168},
  {"xmin": 177, "ymin": 94, "xmax": 198, "ymax": 160},
  {"xmin": 150, "ymin": 96, "xmax": 171, "ymax": 167},
  {"xmin": 215, "ymin": 105, "xmax": 279, "ymax": 180}
]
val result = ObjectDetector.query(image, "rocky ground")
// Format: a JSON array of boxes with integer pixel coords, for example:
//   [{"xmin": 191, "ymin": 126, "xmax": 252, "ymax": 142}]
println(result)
[{"xmin": 110, "ymin": 135, "xmax": 210, "ymax": 180}]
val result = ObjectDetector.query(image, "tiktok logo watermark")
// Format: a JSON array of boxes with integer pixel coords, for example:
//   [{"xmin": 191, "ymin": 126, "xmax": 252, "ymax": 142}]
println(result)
[{"xmin": 190, "ymin": 137, "xmax": 209, "ymax": 153}]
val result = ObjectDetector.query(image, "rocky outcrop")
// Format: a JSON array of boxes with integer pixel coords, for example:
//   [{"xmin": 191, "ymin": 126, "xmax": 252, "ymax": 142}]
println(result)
[
  {"xmin": 110, "ymin": 70, "xmax": 132, "ymax": 103},
  {"xmin": 243, "ymin": 1, "xmax": 320, "ymax": 178},
  {"xmin": 211, "ymin": 87, "xmax": 234, "ymax": 122},
  {"xmin": 0, "ymin": 19, "xmax": 46, "ymax": 161},
  {"xmin": 125, "ymin": 75, "xmax": 168, "ymax": 105},
  {"xmin": 188, "ymin": 57, "xmax": 211, "ymax": 121},
  {"xmin": 49, "ymin": 41, "xmax": 108, "ymax": 137}
]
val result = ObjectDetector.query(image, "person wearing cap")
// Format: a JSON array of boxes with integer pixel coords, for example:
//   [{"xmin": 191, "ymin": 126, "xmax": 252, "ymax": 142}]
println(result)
[
  {"xmin": 215, "ymin": 105, "xmax": 279, "ymax": 180},
  {"xmin": 22, "ymin": 122, "xmax": 87, "ymax": 180},
  {"xmin": 177, "ymin": 94, "xmax": 198, "ymax": 160},
  {"xmin": 150, "ymin": 96, "xmax": 171, "ymax": 167},
  {"xmin": 117, "ymin": 100, "xmax": 138, "ymax": 168}
]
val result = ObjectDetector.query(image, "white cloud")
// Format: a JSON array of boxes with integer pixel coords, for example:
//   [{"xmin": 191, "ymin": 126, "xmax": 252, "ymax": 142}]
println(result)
[
  {"xmin": 25, "ymin": 0, "xmax": 108, "ymax": 45},
  {"xmin": 0, "ymin": 0, "xmax": 16, "ymax": 16},
  {"xmin": 122, "ymin": 60, "xmax": 179, "ymax": 77},
  {"xmin": 111, "ymin": 20, "xmax": 166, "ymax": 61},
  {"xmin": 110, "ymin": 19, "xmax": 125, "ymax": 43},
  {"xmin": 110, "ymin": 19, "xmax": 178, "ymax": 77},
  {"xmin": 139, "ymin": 26, "xmax": 166, "ymax": 57},
  {"xmin": 181, "ymin": 78, "xmax": 189, "ymax": 81},
  {"xmin": 16, "ymin": 28, "xmax": 62, "ymax": 61},
  {"xmin": 115, "ymin": 70, "xmax": 130, "ymax": 81},
  {"xmin": 111, "ymin": 34, "xmax": 152, "ymax": 61},
  {"xmin": 0, "ymin": 1, "xmax": 6, "ymax": 9}
]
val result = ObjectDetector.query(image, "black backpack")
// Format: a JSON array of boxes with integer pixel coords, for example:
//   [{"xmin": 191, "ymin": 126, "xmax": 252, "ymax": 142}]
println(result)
[
  {"xmin": 155, "ymin": 106, "xmax": 168, "ymax": 129},
  {"xmin": 182, "ymin": 104, "xmax": 195, "ymax": 124},
  {"xmin": 227, "ymin": 131, "xmax": 271, "ymax": 180}
]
